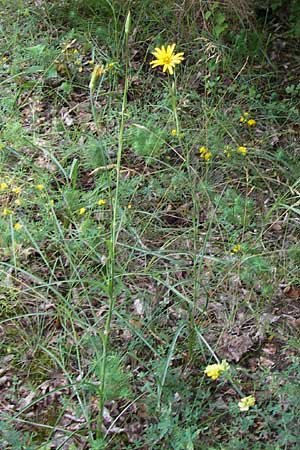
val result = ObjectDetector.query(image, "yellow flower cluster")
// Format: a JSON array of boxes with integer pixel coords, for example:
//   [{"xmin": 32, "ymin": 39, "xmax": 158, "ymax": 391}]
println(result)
[
  {"xmin": 204, "ymin": 360, "xmax": 230, "ymax": 380},
  {"xmin": 2, "ymin": 208, "xmax": 13, "ymax": 216},
  {"xmin": 239, "ymin": 111, "xmax": 256, "ymax": 127},
  {"xmin": 14, "ymin": 222, "xmax": 23, "ymax": 231},
  {"xmin": 224, "ymin": 145, "xmax": 248, "ymax": 157},
  {"xmin": 238, "ymin": 395, "xmax": 256, "ymax": 411},
  {"xmin": 231, "ymin": 244, "xmax": 241, "ymax": 253},
  {"xmin": 199, "ymin": 146, "xmax": 212, "ymax": 161}
]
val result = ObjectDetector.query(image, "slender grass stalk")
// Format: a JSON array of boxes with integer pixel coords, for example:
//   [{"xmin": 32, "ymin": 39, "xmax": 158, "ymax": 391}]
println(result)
[
  {"xmin": 96, "ymin": 11, "xmax": 131, "ymax": 440},
  {"xmin": 168, "ymin": 73, "xmax": 203, "ymax": 360}
]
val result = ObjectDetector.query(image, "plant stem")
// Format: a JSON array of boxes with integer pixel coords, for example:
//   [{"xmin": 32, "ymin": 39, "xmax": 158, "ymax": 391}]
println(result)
[{"xmin": 96, "ymin": 11, "xmax": 131, "ymax": 440}]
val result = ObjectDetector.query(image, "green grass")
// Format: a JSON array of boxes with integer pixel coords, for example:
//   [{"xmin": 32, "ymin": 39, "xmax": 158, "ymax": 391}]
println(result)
[{"xmin": 1, "ymin": 0, "xmax": 300, "ymax": 448}]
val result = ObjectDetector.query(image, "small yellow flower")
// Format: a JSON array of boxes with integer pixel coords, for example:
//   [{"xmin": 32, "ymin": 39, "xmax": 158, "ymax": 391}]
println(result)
[
  {"xmin": 2, "ymin": 208, "xmax": 13, "ymax": 216},
  {"xmin": 12, "ymin": 186, "xmax": 21, "ymax": 194},
  {"xmin": 237, "ymin": 146, "xmax": 247, "ymax": 155},
  {"xmin": 0, "ymin": 182, "xmax": 8, "ymax": 190},
  {"xmin": 232, "ymin": 244, "xmax": 241, "ymax": 254},
  {"xmin": 238, "ymin": 395, "xmax": 256, "ymax": 411},
  {"xmin": 79, "ymin": 207, "xmax": 86, "ymax": 215},
  {"xmin": 127, "ymin": 204, "xmax": 132, "ymax": 209},
  {"xmin": 243, "ymin": 112, "xmax": 249, "ymax": 117},
  {"xmin": 14, "ymin": 198, "xmax": 21, "ymax": 206},
  {"xmin": 36, "ymin": 184, "xmax": 44, "ymax": 191},
  {"xmin": 14, "ymin": 223, "xmax": 23, "ymax": 231},
  {"xmin": 97, "ymin": 199, "xmax": 106, "ymax": 206},
  {"xmin": 199, "ymin": 146, "xmax": 212, "ymax": 161},
  {"xmin": 247, "ymin": 119, "xmax": 256, "ymax": 127},
  {"xmin": 239, "ymin": 116, "xmax": 246, "ymax": 123},
  {"xmin": 73, "ymin": 49, "xmax": 79, "ymax": 54},
  {"xmin": 107, "ymin": 62, "xmax": 115, "ymax": 69},
  {"xmin": 204, "ymin": 360, "xmax": 230, "ymax": 380},
  {"xmin": 171, "ymin": 129, "xmax": 177, "ymax": 136},
  {"xmin": 78, "ymin": 66, "xmax": 83, "ymax": 73},
  {"xmin": 49, "ymin": 199, "xmax": 54, "ymax": 205},
  {"xmin": 88, "ymin": 60, "xmax": 94, "ymax": 65},
  {"xmin": 150, "ymin": 43, "xmax": 184, "ymax": 75}
]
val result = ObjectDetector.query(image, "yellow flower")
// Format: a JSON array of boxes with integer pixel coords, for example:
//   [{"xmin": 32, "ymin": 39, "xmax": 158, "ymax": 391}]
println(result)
[
  {"xmin": 0, "ymin": 182, "xmax": 8, "ymax": 190},
  {"xmin": 204, "ymin": 360, "xmax": 230, "ymax": 380},
  {"xmin": 232, "ymin": 244, "xmax": 241, "ymax": 253},
  {"xmin": 171, "ymin": 129, "xmax": 177, "ymax": 136},
  {"xmin": 199, "ymin": 146, "xmax": 212, "ymax": 161},
  {"xmin": 150, "ymin": 43, "xmax": 184, "ymax": 75},
  {"xmin": 97, "ymin": 199, "xmax": 106, "ymax": 206},
  {"xmin": 14, "ymin": 198, "xmax": 21, "ymax": 206},
  {"xmin": 36, "ymin": 184, "xmax": 44, "ymax": 191},
  {"xmin": 79, "ymin": 207, "xmax": 86, "ymax": 215},
  {"xmin": 12, "ymin": 186, "xmax": 21, "ymax": 194},
  {"xmin": 243, "ymin": 112, "xmax": 249, "ymax": 117},
  {"xmin": 127, "ymin": 203, "xmax": 132, "ymax": 209},
  {"xmin": 247, "ymin": 119, "xmax": 256, "ymax": 127},
  {"xmin": 78, "ymin": 66, "xmax": 83, "ymax": 73},
  {"xmin": 14, "ymin": 223, "xmax": 23, "ymax": 231},
  {"xmin": 2, "ymin": 208, "xmax": 13, "ymax": 216},
  {"xmin": 239, "ymin": 116, "xmax": 246, "ymax": 123},
  {"xmin": 238, "ymin": 395, "xmax": 256, "ymax": 411},
  {"xmin": 237, "ymin": 146, "xmax": 247, "ymax": 155}
]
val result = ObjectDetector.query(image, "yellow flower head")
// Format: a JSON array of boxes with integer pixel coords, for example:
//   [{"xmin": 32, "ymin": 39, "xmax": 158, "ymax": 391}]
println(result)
[
  {"xmin": 36, "ymin": 184, "xmax": 44, "ymax": 191},
  {"xmin": 247, "ymin": 119, "xmax": 256, "ymax": 127},
  {"xmin": 237, "ymin": 146, "xmax": 247, "ymax": 155},
  {"xmin": 199, "ymin": 146, "xmax": 212, "ymax": 161},
  {"xmin": 231, "ymin": 244, "xmax": 241, "ymax": 254},
  {"xmin": 0, "ymin": 182, "xmax": 8, "ymax": 190},
  {"xmin": 15, "ymin": 198, "xmax": 21, "ymax": 206},
  {"xmin": 97, "ymin": 199, "xmax": 106, "ymax": 206},
  {"xmin": 204, "ymin": 360, "xmax": 230, "ymax": 380},
  {"xmin": 238, "ymin": 395, "xmax": 256, "ymax": 411},
  {"xmin": 150, "ymin": 44, "xmax": 184, "ymax": 75},
  {"xmin": 12, "ymin": 186, "xmax": 21, "ymax": 194},
  {"xmin": 171, "ymin": 129, "xmax": 177, "ymax": 136},
  {"xmin": 239, "ymin": 116, "xmax": 246, "ymax": 123},
  {"xmin": 14, "ymin": 223, "xmax": 23, "ymax": 231},
  {"xmin": 79, "ymin": 207, "xmax": 86, "ymax": 215},
  {"xmin": 2, "ymin": 208, "xmax": 13, "ymax": 216}
]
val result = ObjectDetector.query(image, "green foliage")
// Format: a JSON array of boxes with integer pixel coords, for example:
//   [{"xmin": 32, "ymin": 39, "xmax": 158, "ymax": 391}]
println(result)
[
  {"xmin": 92, "ymin": 354, "xmax": 132, "ymax": 401},
  {"xmin": 215, "ymin": 189, "xmax": 255, "ymax": 230},
  {"xmin": 129, "ymin": 122, "xmax": 167, "ymax": 163}
]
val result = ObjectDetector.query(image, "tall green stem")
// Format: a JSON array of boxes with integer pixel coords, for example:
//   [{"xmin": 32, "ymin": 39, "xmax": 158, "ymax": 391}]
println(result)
[
  {"xmin": 169, "ymin": 74, "xmax": 200, "ymax": 360},
  {"xmin": 96, "ymin": 11, "xmax": 131, "ymax": 440}
]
